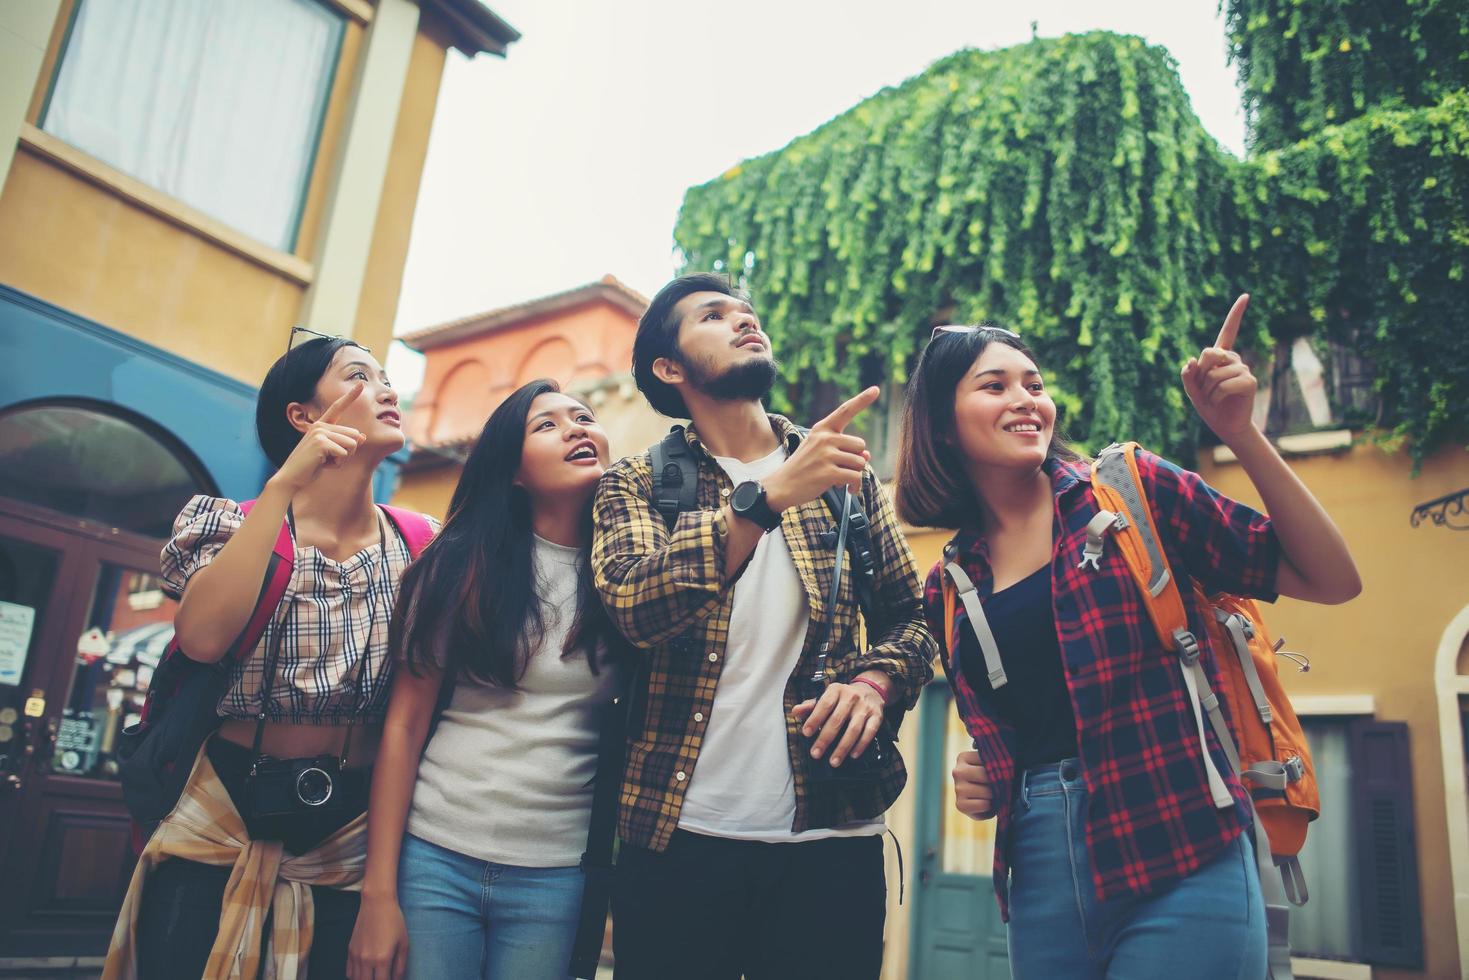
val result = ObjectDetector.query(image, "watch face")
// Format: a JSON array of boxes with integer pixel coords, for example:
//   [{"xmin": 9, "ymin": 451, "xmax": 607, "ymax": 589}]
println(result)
[{"xmin": 731, "ymin": 481, "xmax": 761, "ymax": 512}]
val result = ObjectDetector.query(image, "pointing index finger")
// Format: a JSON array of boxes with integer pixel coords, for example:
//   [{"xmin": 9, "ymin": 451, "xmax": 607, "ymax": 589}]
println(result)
[
  {"xmin": 320, "ymin": 381, "xmax": 365, "ymax": 424},
  {"xmin": 1215, "ymin": 294, "xmax": 1249, "ymax": 351},
  {"xmin": 816, "ymin": 386, "xmax": 880, "ymax": 434}
]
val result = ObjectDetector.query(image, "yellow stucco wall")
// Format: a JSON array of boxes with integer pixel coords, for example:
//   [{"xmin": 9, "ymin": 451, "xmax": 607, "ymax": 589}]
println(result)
[
  {"xmin": 0, "ymin": 7, "xmax": 448, "ymax": 390},
  {"xmin": 0, "ymin": 149, "xmax": 307, "ymax": 385},
  {"xmin": 352, "ymin": 25, "xmax": 448, "ymax": 356}
]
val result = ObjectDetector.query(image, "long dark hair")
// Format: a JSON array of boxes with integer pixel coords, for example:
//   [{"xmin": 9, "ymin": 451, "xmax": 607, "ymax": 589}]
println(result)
[
  {"xmin": 391, "ymin": 379, "xmax": 621, "ymax": 686},
  {"xmin": 896, "ymin": 324, "xmax": 1081, "ymax": 529},
  {"xmin": 255, "ymin": 336, "xmax": 367, "ymax": 467}
]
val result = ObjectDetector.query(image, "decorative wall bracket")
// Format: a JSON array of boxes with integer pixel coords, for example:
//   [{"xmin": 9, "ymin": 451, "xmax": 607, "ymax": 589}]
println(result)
[{"xmin": 1410, "ymin": 488, "xmax": 1469, "ymax": 530}]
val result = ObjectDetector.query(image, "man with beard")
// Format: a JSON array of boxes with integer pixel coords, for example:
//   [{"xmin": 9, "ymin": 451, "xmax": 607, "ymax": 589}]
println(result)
[{"xmin": 590, "ymin": 273, "xmax": 935, "ymax": 979}]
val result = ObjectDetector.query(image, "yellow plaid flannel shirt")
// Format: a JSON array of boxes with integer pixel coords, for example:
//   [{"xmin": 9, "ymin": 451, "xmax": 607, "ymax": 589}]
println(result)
[{"xmin": 592, "ymin": 414, "xmax": 936, "ymax": 851}]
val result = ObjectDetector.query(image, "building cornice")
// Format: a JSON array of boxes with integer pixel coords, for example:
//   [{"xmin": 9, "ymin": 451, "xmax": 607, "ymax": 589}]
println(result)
[
  {"xmin": 400, "ymin": 275, "xmax": 648, "ymax": 351},
  {"xmin": 420, "ymin": 0, "xmax": 520, "ymax": 57}
]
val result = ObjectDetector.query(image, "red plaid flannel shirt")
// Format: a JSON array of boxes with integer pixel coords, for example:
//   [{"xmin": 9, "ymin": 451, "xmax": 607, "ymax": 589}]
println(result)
[{"xmin": 923, "ymin": 451, "xmax": 1281, "ymax": 917}]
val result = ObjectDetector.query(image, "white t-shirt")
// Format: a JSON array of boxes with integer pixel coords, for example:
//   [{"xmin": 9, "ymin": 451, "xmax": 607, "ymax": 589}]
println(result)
[
  {"xmin": 407, "ymin": 536, "xmax": 622, "ymax": 866},
  {"xmin": 677, "ymin": 446, "xmax": 883, "ymax": 843}
]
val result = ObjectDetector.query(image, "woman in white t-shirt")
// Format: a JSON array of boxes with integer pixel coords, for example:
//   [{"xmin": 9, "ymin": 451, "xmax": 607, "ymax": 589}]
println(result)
[{"xmin": 346, "ymin": 379, "xmax": 626, "ymax": 980}]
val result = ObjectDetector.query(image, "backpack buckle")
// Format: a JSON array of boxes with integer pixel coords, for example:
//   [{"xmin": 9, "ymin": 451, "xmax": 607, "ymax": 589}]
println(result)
[
  {"xmin": 1283, "ymin": 755, "xmax": 1305, "ymax": 783},
  {"xmin": 1077, "ymin": 510, "xmax": 1127, "ymax": 572},
  {"xmin": 1172, "ymin": 629, "xmax": 1201, "ymax": 666}
]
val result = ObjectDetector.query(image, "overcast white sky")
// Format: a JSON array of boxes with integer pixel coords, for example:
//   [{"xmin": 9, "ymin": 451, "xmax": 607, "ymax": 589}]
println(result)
[{"xmin": 387, "ymin": 0, "xmax": 1247, "ymax": 392}]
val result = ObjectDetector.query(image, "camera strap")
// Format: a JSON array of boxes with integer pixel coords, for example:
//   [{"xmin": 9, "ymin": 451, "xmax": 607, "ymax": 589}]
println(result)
[
  {"xmin": 248, "ymin": 506, "xmax": 386, "ymax": 772},
  {"xmin": 805, "ymin": 486, "xmax": 853, "ymax": 692}
]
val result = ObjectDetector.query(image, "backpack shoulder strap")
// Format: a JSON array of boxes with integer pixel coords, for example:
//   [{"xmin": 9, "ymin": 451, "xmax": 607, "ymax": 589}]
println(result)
[
  {"xmin": 228, "ymin": 498, "xmax": 295, "ymax": 661},
  {"xmin": 1089, "ymin": 445, "xmax": 1235, "ymax": 808},
  {"xmin": 940, "ymin": 552, "xmax": 1008, "ymax": 689},
  {"xmin": 379, "ymin": 505, "xmax": 436, "ymax": 559},
  {"xmin": 238, "ymin": 498, "xmax": 294, "ymax": 563},
  {"xmin": 649, "ymin": 426, "xmax": 697, "ymax": 531},
  {"xmin": 1088, "ymin": 443, "xmax": 1190, "ymax": 645}
]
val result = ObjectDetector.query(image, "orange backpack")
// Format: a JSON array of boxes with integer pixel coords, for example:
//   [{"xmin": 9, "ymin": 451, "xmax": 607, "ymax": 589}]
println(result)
[
  {"xmin": 1085, "ymin": 443, "xmax": 1318, "ymax": 871},
  {"xmin": 940, "ymin": 442, "xmax": 1317, "ymax": 980}
]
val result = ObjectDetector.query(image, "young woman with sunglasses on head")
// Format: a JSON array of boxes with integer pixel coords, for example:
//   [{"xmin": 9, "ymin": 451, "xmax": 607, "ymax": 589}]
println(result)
[
  {"xmin": 105, "ymin": 333, "xmax": 438, "ymax": 979},
  {"xmin": 346, "ymin": 379, "xmax": 627, "ymax": 980},
  {"xmin": 896, "ymin": 298, "xmax": 1360, "ymax": 978}
]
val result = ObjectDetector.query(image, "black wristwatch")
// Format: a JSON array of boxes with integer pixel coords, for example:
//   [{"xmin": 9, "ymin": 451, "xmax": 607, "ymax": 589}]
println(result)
[{"xmin": 730, "ymin": 480, "xmax": 783, "ymax": 532}]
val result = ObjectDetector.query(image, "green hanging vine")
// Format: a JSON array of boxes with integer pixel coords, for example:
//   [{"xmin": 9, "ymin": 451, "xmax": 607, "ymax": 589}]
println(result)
[
  {"xmin": 1227, "ymin": 93, "xmax": 1469, "ymax": 460},
  {"xmin": 677, "ymin": 33, "xmax": 1246, "ymax": 458},
  {"xmin": 1224, "ymin": 0, "xmax": 1469, "ymax": 150},
  {"xmin": 673, "ymin": 25, "xmax": 1469, "ymax": 465}
]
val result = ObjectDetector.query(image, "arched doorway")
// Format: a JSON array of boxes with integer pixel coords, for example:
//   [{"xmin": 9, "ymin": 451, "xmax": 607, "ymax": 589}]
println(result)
[
  {"xmin": 0, "ymin": 400, "xmax": 215, "ymax": 956},
  {"xmin": 1435, "ymin": 603, "xmax": 1469, "ymax": 974}
]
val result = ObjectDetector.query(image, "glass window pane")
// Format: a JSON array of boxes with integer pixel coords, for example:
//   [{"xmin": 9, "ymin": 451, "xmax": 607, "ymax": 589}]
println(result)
[
  {"xmin": 939, "ymin": 703, "xmax": 996, "ymax": 876},
  {"xmin": 0, "ymin": 536, "xmax": 60, "ymax": 690},
  {"xmin": 0, "ymin": 404, "xmax": 211, "ymax": 538},
  {"xmin": 0, "ymin": 535, "xmax": 62, "ymax": 781},
  {"xmin": 43, "ymin": 0, "xmax": 345, "ymax": 250},
  {"xmin": 48, "ymin": 563, "xmax": 178, "ymax": 781},
  {"xmin": 1291, "ymin": 718, "xmax": 1363, "ymax": 960}
]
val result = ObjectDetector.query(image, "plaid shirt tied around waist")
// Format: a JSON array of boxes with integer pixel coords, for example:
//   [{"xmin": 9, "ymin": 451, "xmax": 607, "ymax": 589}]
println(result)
[
  {"xmin": 103, "ymin": 744, "xmax": 365, "ymax": 979},
  {"xmin": 592, "ymin": 414, "xmax": 936, "ymax": 851},
  {"xmin": 923, "ymin": 451, "xmax": 1281, "ymax": 918}
]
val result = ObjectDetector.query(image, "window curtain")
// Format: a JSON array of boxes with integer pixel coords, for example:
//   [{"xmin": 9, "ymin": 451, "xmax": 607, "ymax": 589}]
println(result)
[
  {"xmin": 44, "ymin": 0, "xmax": 343, "ymax": 251},
  {"xmin": 1292, "ymin": 718, "xmax": 1364, "ymax": 960}
]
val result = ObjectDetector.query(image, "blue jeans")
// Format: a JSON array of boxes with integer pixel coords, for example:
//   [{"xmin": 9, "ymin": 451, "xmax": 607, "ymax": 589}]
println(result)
[
  {"xmin": 1006, "ymin": 759, "xmax": 1267, "ymax": 979},
  {"xmin": 398, "ymin": 833, "xmax": 585, "ymax": 980}
]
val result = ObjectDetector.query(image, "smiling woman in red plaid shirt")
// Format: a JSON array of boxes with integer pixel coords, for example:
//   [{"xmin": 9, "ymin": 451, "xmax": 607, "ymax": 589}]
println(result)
[{"xmin": 895, "ymin": 296, "xmax": 1360, "ymax": 979}]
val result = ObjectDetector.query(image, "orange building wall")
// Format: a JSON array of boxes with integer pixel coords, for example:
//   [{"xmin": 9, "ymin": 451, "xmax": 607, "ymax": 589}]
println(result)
[
  {"xmin": 390, "ymin": 462, "xmax": 462, "ymax": 521},
  {"xmin": 394, "ymin": 296, "xmax": 646, "ymax": 519},
  {"xmin": 408, "ymin": 301, "xmax": 638, "ymax": 447}
]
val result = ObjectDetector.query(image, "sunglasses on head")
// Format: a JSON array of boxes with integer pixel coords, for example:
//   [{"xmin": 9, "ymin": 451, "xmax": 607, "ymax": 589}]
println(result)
[
  {"xmin": 283, "ymin": 325, "xmax": 371, "ymax": 359},
  {"xmin": 930, "ymin": 324, "xmax": 1021, "ymax": 342}
]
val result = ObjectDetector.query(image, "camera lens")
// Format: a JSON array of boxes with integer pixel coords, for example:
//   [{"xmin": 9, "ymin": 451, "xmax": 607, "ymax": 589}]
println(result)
[{"xmin": 295, "ymin": 767, "xmax": 334, "ymax": 807}]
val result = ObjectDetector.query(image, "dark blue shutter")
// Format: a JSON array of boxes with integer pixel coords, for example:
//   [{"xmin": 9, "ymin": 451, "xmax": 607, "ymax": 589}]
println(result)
[{"xmin": 1349, "ymin": 719, "xmax": 1424, "ymax": 969}]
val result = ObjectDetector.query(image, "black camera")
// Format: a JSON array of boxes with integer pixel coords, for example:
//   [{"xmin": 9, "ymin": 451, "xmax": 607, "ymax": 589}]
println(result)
[
  {"xmin": 802, "ymin": 716, "xmax": 893, "ymax": 784},
  {"xmin": 242, "ymin": 754, "xmax": 345, "ymax": 820},
  {"xmin": 800, "ymin": 674, "xmax": 895, "ymax": 785}
]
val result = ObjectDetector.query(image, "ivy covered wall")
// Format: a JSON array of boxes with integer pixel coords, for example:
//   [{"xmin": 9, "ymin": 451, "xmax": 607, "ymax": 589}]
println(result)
[
  {"xmin": 674, "ymin": 14, "xmax": 1469, "ymax": 464},
  {"xmin": 1225, "ymin": 0, "xmax": 1469, "ymax": 150}
]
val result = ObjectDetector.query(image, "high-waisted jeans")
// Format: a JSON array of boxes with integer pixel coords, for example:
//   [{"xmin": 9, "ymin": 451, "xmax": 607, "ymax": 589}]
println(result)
[{"xmin": 1006, "ymin": 758, "xmax": 1267, "ymax": 979}]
